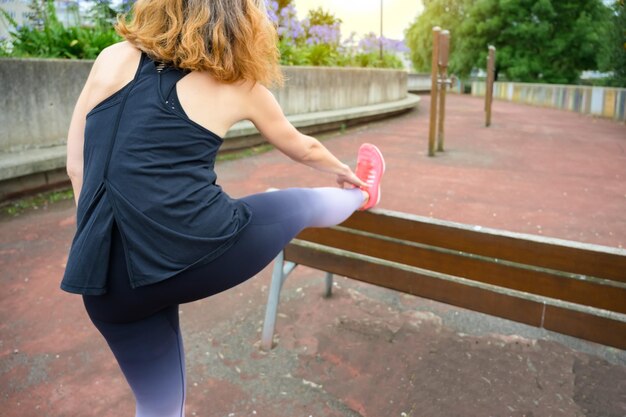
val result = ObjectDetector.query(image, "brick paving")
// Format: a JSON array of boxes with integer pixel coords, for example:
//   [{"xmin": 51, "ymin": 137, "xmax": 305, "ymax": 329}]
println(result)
[{"xmin": 1, "ymin": 94, "xmax": 625, "ymax": 417}]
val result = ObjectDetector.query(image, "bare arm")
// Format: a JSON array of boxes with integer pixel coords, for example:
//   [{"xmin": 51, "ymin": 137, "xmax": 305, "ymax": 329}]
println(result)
[
  {"xmin": 244, "ymin": 83, "xmax": 366, "ymax": 188},
  {"xmin": 66, "ymin": 77, "xmax": 93, "ymax": 205},
  {"xmin": 66, "ymin": 51, "xmax": 109, "ymax": 206},
  {"xmin": 66, "ymin": 42, "xmax": 140, "ymax": 205}
]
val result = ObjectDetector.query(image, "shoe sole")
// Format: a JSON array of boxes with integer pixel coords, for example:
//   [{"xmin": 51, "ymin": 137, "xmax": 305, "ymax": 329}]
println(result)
[
  {"xmin": 360, "ymin": 144, "xmax": 385, "ymax": 209},
  {"xmin": 371, "ymin": 145, "xmax": 384, "ymax": 206}
]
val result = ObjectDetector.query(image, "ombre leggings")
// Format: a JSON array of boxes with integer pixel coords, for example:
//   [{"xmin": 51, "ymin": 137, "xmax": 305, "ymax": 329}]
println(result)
[{"xmin": 82, "ymin": 187, "xmax": 365, "ymax": 417}]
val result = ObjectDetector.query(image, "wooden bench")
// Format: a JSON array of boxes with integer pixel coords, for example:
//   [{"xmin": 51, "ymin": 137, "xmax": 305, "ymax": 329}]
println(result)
[{"xmin": 261, "ymin": 209, "xmax": 626, "ymax": 351}]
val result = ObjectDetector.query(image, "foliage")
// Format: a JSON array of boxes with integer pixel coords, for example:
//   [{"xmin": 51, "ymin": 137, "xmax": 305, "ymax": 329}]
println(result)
[
  {"xmin": 88, "ymin": 0, "xmax": 119, "ymax": 28},
  {"xmin": 1, "ymin": 0, "xmax": 122, "ymax": 59},
  {"xmin": 0, "ymin": 37, "xmax": 10, "ymax": 56},
  {"xmin": 405, "ymin": 0, "xmax": 473, "ymax": 73},
  {"xmin": 266, "ymin": 0, "xmax": 407, "ymax": 69},
  {"xmin": 597, "ymin": 1, "xmax": 626, "ymax": 87},
  {"xmin": 306, "ymin": 7, "xmax": 342, "ymax": 27},
  {"xmin": 459, "ymin": 0, "xmax": 610, "ymax": 84},
  {"xmin": 1, "ymin": 0, "xmax": 407, "ymax": 70},
  {"xmin": 352, "ymin": 32, "xmax": 408, "ymax": 69},
  {"xmin": 405, "ymin": 0, "xmax": 613, "ymax": 84},
  {"xmin": 2, "ymin": 188, "xmax": 74, "ymax": 217},
  {"xmin": 275, "ymin": 0, "xmax": 294, "ymax": 10}
]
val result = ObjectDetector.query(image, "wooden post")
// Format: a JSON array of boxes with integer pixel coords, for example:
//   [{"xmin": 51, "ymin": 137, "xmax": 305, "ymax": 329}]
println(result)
[
  {"xmin": 428, "ymin": 26, "xmax": 441, "ymax": 157},
  {"xmin": 485, "ymin": 45, "xmax": 496, "ymax": 127},
  {"xmin": 437, "ymin": 30, "xmax": 450, "ymax": 152}
]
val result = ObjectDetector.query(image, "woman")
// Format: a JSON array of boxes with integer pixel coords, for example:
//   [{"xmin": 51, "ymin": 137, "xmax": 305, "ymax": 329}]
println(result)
[{"xmin": 62, "ymin": 0, "xmax": 385, "ymax": 415}]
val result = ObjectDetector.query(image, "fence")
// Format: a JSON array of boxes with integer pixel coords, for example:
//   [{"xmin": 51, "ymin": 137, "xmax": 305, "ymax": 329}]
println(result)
[{"xmin": 472, "ymin": 81, "xmax": 626, "ymax": 122}]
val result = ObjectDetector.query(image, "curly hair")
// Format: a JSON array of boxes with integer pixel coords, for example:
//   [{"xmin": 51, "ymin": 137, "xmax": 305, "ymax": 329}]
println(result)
[{"xmin": 116, "ymin": 0, "xmax": 283, "ymax": 86}]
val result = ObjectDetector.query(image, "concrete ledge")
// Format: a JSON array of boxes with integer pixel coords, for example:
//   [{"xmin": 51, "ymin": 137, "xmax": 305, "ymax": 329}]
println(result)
[
  {"xmin": 0, "ymin": 146, "xmax": 67, "ymax": 181},
  {"xmin": 0, "ymin": 147, "xmax": 69, "ymax": 201},
  {"xmin": 0, "ymin": 95, "xmax": 420, "ymax": 201},
  {"xmin": 223, "ymin": 94, "xmax": 421, "ymax": 150}
]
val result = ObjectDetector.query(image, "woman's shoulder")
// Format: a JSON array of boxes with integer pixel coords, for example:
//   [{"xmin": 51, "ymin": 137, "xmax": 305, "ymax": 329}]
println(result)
[
  {"xmin": 91, "ymin": 41, "xmax": 142, "ymax": 79},
  {"xmin": 95, "ymin": 41, "xmax": 141, "ymax": 66},
  {"xmin": 83, "ymin": 42, "xmax": 143, "ymax": 112}
]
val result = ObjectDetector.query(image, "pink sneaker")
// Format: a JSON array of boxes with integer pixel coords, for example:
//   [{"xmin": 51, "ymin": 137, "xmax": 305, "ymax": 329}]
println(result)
[{"xmin": 355, "ymin": 143, "xmax": 385, "ymax": 210}]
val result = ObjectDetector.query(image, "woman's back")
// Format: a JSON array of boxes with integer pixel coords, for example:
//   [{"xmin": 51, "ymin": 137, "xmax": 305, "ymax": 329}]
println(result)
[
  {"xmin": 85, "ymin": 41, "xmax": 253, "ymax": 138},
  {"xmin": 62, "ymin": 46, "xmax": 253, "ymax": 295}
]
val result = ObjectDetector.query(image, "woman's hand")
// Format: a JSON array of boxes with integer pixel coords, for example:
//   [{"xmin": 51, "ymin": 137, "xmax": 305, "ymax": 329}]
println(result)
[
  {"xmin": 335, "ymin": 164, "xmax": 367, "ymax": 189},
  {"xmin": 245, "ymin": 84, "xmax": 368, "ymax": 189}
]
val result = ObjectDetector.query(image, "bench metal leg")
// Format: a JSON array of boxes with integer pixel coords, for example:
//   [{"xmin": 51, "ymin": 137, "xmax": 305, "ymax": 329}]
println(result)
[
  {"xmin": 260, "ymin": 252, "xmax": 334, "ymax": 350},
  {"xmin": 324, "ymin": 272, "xmax": 334, "ymax": 298},
  {"xmin": 261, "ymin": 251, "xmax": 296, "ymax": 351}
]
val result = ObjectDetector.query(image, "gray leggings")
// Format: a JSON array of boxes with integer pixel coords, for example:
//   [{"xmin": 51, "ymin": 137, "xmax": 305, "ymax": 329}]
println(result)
[{"xmin": 82, "ymin": 187, "xmax": 364, "ymax": 417}]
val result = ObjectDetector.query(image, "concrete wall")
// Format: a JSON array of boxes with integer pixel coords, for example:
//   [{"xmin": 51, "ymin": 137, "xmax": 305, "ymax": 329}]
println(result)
[
  {"xmin": 0, "ymin": 58, "xmax": 417, "ymax": 200},
  {"xmin": 472, "ymin": 81, "xmax": 626, "ymax": 122},
  {"xmin": 279, "ymin": 66, "xmax": 407, "ymax": 115},
  {"xmin": 0, "ymin": 58, "xmax": 408, "ymax": 152},
  {"xmin": 408, "ymin": 73, "xmax": 431, "ymax": 92},
  {"xmin": 1, "ymin": 58, "xmax": 93, "ymax": 152},
  {"xmin": 408, "ymin": 72, "xmax": 466, "ymax": 94}
]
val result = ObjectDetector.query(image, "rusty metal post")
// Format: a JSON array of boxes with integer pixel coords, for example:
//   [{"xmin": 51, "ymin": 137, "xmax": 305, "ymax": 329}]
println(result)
[
  {"xmin": 485, "ymin": 45, "xmax": 496, "ymax": 127},
  {"xmin": 437, "ymin": 30, "xmax": 450, "ymax": 152},
  {"xmin": 428, "ymin": 26, "xmax": 441, "ymax": 157}
]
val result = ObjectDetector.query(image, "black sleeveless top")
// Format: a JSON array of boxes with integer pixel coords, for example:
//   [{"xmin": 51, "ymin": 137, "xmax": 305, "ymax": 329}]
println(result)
[{"xmin": 61, "ymin": 52, "xmax": 252, "ymax": 295}]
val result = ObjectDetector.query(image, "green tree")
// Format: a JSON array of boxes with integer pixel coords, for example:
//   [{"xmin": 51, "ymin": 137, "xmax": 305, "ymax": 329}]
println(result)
[
  {"xmin": 455, "ymin": 0, "xmax": 611, "ymax": 83},
  {"xmin": 88, "ymin": 0, "xmax": 119, "ymax": 28},
  {"xmin": 598, "ymin": 1, "xmax": 626, "ymax": 87},
  {"xmin": 404, "ymin": 0, "xmax": 474, "ymax": 73},
  {"xmin": 306, "ymin": 7, "xmax": 342, "ymax": 26},
  {"xmin": 1, "ymin": 0, "xmax": 121, "ymax": 59},
  {"xmin": 276, "ymin": 0, "xmax": 294, "ymax": 10},
  {"xmin": 26, "ymin": 0, "xmax": 49, "ymax": 29},
  {"xmin": 405, "ymin": 0, "xmax": 612, "ymax": 83}
]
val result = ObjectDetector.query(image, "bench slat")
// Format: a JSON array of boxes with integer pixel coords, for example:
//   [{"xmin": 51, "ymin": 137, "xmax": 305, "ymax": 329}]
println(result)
[
  {"xmin": 285, "ymin": 242, "xmax": 626, "ymax": 349},
  {"xmin": 543, "ymin": 305, "xmax": 626, "ymax": 349},
  {"xmin": 296, "ymin": 227, "xmax": 626, "ymax": 314},
  {"xmin": 340, "ymin": 210, "xmax": 626, "ymax": 283}
]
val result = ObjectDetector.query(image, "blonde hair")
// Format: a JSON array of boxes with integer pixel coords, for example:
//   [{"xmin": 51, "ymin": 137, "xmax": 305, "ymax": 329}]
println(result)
[{"xmin": 116, "ymin": 0, "xmax": 283, "ymax": 86}]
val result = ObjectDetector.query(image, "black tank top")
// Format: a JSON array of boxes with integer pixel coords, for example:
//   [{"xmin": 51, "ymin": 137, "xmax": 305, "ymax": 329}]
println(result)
[{"xmin": 61, "ymin": 52, "xmax": 252, "ymax": 295}]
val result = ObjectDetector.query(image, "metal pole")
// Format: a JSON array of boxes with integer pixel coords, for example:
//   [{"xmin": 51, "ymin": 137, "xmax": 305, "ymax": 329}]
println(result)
[
  {"xmin": 428, "ymin": 26, "xmax": 441, "ymax": 157},
  {"xmin": 261, "ymin": 251, "xmax": 285, "ymax": 351},
  {"xmin": 486, "ymin": 45, "xmax": 496, "ymax": 127},
  {"xmin": 437, "ymin": 30, "xmax": 450, "ymax": 152},
  {"xmin": 380, "ymin": 0, "xmax": 384, "ymax": 60}
]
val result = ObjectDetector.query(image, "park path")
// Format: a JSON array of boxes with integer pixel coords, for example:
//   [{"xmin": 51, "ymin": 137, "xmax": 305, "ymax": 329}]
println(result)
[
  {"xmin": 1, "ymin": 94, "xmax": 625, "ymax": 417},
  {"xmin": 219, "ymin": 93, "xmax": 626, "ymax": 248}
]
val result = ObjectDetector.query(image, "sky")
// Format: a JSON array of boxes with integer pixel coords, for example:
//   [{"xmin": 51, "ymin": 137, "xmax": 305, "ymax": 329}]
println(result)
[
  {"xmin": 294, "ymin": 0, "xmax": 424, "ymax": 41},
  {"xmin": 0, "ymin": 0, "xmax": 423, "ymax": 42}
]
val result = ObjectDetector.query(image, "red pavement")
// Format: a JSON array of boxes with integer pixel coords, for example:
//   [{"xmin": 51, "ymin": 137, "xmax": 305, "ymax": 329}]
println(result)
[{"xmin": 1, "ymin": 94, "xmax": 625, "ymax": 417}]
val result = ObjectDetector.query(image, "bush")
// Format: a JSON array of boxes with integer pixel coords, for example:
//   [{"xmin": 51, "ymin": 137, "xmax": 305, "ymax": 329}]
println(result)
[
  {"xmin": 1, "ymin": 0, "xmax": 121, "ymax": 59},
  {"xmin": 0, "ymin": 36, "xmax": 11, "ymax": 57},
  {"xmin": 266, "ymin": 0, "xmax": 408, "ymax": 69},
  {"xmin": 6, "ymin": 22, "xmax": 121, "ymax": 59},
  {"xmin": 1, "ymin": 0, "xmax": 409, "ymax": 70}
]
